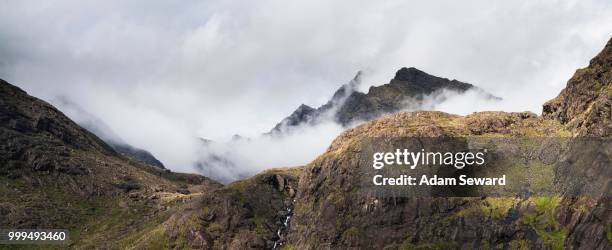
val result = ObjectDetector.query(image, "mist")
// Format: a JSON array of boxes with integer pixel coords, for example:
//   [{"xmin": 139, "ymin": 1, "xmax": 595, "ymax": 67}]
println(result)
[
  {"xmin": 404, "ymin": 89, "xmax": 505, "ymax": 115},
  {"xmin": 0, "ymin": 0, "xmax": 611, "ymax": 178},
  {"xmin": 194, "ymin": 73, "xmax": 502, "ymax": 183},
  {"xmin": 195, "ymin": 121, "xmax": 344, "ymax": 183}
]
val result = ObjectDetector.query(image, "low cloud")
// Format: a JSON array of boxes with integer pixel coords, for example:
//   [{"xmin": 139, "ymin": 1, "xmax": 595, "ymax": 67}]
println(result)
[
  {"xmin": 0, "ymin": 1, "xmax": 610, "ymax": 178},
  {"xmin": 195, "ymin": 76, "xmax": 503, "ymax": 183},
  {"xmin": 402, "ymin": 89, "xmax": 503, "ymax": 115},
  {"xmin": 195, "ymin": 121, "xmax": 343, "ymax": 183}
]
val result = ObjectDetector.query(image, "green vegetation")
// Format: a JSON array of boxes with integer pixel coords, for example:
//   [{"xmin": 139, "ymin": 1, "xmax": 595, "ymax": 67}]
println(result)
[
  {"xmin": 115, "ymin": 214, "xmax": 169, "ymax": 248},
  {"xmin": 519, "ymin": 196, "xmax": 566, "ymax": 250},
  {"xmin": 280, "ymin": 243, "xmax": 295, "ymax": 250},
  {"xmin": 451, "ymin": 196, "xmax": 567, "ymax": 249},
  {"xmin": 453, "ymin": 197, "xmax": 516, "ymax": 220},
  {"xmin": 483, "ymin": 197, "xmax": 516, "ymax": 219},
  {"xmin": 501, "ymin": 161, "xmax": 555, "ymax": 195}
]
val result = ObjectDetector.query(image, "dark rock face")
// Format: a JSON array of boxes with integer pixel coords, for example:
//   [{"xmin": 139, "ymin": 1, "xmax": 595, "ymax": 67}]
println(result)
[
  {"xmin": 269, "ymin": 104, "xmax": 317, "ymax": 134},
  {"xmin": 269, "ymin": 68, "xmax": 499, "ymax": 135},
  {"xmin": 392, "ymin": 67, "xmax": 474, "ymax": 93}
]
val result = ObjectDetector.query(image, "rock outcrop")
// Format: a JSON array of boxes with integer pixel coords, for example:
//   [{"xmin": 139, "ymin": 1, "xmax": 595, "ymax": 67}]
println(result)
[{"xmin": 543, "ymin": 38, "xmax": 612, "ymax": 137}]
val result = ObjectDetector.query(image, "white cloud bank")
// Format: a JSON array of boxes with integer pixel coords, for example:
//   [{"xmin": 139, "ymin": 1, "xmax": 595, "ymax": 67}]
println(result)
[{"xmin": 0, "ymin": 0, "xmax": 610, "ymax": 177}]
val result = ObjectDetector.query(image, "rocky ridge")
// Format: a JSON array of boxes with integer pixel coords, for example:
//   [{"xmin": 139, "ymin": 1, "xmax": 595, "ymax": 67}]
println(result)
[{"xmin": 269, "ymin": 67, "xmax": 499, "ymax": 135}]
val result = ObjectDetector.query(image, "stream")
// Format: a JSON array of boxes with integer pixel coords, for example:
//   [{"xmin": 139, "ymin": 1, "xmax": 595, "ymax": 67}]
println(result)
[{"xmin": 271, "ymin": 199, "xmax": 295, "ymax": 250}]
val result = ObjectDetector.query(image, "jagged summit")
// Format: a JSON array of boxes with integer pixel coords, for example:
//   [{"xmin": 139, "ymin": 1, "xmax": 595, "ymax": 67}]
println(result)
[
  {"xmin": 391, "ymin": 67, "xmax": 475, "ymax": 93},
  {"xmin": 288, "ymin": 104, "xmax": 316, "ymax": 123},
  {"xmin": 269, "ymin": 67, "xmax": 499, "ymax": 134},
  {"xmin": 268, "ymin": 104, "xmax": 317, "ymax": 134},
  {"xmin": 293, "ymin": 104, "xmax": 316, "ymax": 117},
  {"xmin": 393, "ymin": 66, "xmax": 429, "ymax": 80}
]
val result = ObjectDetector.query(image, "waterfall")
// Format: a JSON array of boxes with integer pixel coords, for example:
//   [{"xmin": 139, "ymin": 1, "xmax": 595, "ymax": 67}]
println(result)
[{"xmin": 271, "ymin": 199, "xmax": 295, "ymax": 250}]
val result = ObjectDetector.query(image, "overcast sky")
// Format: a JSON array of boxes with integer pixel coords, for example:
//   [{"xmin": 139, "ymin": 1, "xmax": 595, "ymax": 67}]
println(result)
[{"xmin": 1, "ymin": 0, "xmax": 611, "ymax": 172}]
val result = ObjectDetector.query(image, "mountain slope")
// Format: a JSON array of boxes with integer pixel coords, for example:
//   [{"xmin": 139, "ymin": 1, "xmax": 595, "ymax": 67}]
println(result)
[
  {"xmin": 0, "ymin": 79, "xmax": 220, "ymax": 247},
  {"xmin": 57, "ymin": 99, "xmax": 167, "ymax": 169},
  {"xmin": 283, "ymin": 37, "xmax": 611, "ymax": 249},
  {"xmin": 286, "ymin": 111, "xmax": 576, "ymax": 249},
  {"xmin": 110, "ymin": 142, "xmax": 165, "ymax": 169},
  {"xmin": 0, "ymin": 79, "xmax": 301, "ymax": 249},
  {"xmin": 543, "ymin": 37, "xmax": 612, "ymax": 137}
]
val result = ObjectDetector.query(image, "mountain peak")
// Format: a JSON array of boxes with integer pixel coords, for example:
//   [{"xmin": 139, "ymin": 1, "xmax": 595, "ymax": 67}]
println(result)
[
  {"xmin": 267, "ymin": 104, "xmax": 316, "ymax": 135},
  {"xmin": 296, "ymin": 104, "xmax": 314, "ymax": 112},
  {"xmin": 268, "ymin": 68, "xmax": 498, "ymax": 133},
  {"xmin": 393, "ymin": 67, "xmax": 427, "ymax": 81}
]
